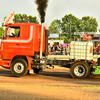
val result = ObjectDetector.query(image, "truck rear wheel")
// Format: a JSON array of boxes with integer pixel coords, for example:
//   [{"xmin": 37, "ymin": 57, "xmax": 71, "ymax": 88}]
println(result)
[
  {"xmin": 70, "ymin": 62, "xmax": 89, "ymax": 79},
  {"xmin": 11, "ymin": 59, "xmax": 28, "ymax": 77}
]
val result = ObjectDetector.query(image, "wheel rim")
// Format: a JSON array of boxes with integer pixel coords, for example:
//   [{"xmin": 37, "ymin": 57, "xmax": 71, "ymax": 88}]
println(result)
[
  {"xmin": 74, "ymin": 65, "xmax": 85, "ymax": 77},
  {"xmin": 14, "ymin": 63, "xmax": 24, "ymax": 73}
]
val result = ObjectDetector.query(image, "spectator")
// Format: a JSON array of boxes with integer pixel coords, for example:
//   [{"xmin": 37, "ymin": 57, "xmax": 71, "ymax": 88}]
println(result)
[
  {"xmin": 55, "ymin": 45, "xmax": 60, "ymax": 55},
  {"xmin": 66, "ymin": 44, "xmax": 70, "ymax": 55},
  {"xmin": 93, "ymin": 45, "xmax": 96, "ymax": 55},
  {"xmin": 63, "ymin": 47, "xmax": 66, "ymax": 55},
  {"xmin": 51, "ymin": 45, "xmax": 56, "ymax": 55},
  {"xmin": 97, "ymin": 44, "xmax": 100, "ymax": 55},
  {"xmin": 96, "ymin": 44, "xmax": 98, "ymax": 53},
  {"xmin": 65, "ymin": 44, "xmax": 67, "ymax": 55},
  {"xmin": 60, "ymin": 44, "xmax": 63, "ymax": 55},
  {"xmin": 48, "ymin": 44, "xmax": 51, "ymax": 55},
  {"xmin": 56, "ymin": 45, "xmax": 60, "ymax": 51}
]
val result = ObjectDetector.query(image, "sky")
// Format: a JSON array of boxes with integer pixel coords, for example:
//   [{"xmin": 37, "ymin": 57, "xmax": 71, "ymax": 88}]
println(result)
[{"xmin": 0, "ymin": 0, "xmax": 100, "ymax": 30}]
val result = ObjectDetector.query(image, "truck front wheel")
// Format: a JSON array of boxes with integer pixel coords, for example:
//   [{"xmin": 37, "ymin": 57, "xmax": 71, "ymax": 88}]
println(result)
[
  {"xmin": 11, "ymin": 59, "xmax": 28, "ymax": 77},
  {"xmin": 70, "ymin": 62, "xmax": 89, "ymax": 79}
]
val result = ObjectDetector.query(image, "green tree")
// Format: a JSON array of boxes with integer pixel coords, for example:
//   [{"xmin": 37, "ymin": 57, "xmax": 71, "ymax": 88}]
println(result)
[
  {"xmin": 2, "ymin": 14, "xmax": 39, "ymax": 25},
  {"xmin": 49, "ymin": 19, "xmax": 61, "ymax": 33},
  {"xmin": 81, "ymin": 16, "xmax": 98, "ymax": 32},
  {"xmin": 48, "ymin": 14, "xmax": 80, "ymax": 43},
  {"xmin": 61, "ymin": 14, "xmax": 80, "ymax": 33},
  {"xmin": 0, "ymin": 27, "xmax": 4, "ymax": 39},
  {"xmin": 14, "ymin": 14, "xmax": 39, "ymax": 24},
  {"xmin": 49, "ymin": 14, "xmax": 98, "ymax": 43},
  {"xmin": 49, "ymin": 19, "xmax": 63, "ymax": 41},
  {"xmin": 61, "ymin": 14, "xmax": 80, "ymax": 42}
]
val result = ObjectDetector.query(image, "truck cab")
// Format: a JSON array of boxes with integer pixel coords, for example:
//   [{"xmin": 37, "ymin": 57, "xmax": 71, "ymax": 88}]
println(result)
[{"xmin": 0, "ymin": 23, "xmax": 48, "ymax": 77}]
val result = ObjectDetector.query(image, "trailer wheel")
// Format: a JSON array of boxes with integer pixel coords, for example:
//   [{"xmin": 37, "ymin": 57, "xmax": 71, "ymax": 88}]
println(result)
[
  {"xmin": 70, "ymin": 62, "xmax": 89, "ymax": 79},
  {"xmin": 11, "ymin": 59, "xmax": 28, "ymax": 77}
]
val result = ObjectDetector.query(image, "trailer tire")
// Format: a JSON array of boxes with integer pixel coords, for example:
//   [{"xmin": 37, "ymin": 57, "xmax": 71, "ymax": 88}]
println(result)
[
  {"xmin": 70, "ymin": 62, "xmax": 89, "ymax": 79},
  {"xmin": 11, "ymin": 59, "xmax": 28, "ymax": 77}
]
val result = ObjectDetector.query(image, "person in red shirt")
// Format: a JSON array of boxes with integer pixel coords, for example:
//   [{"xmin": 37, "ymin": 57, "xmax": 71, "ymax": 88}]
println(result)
[{"xmin": 96, "ymin": 44, "xmax": 100, "ymax": 55}]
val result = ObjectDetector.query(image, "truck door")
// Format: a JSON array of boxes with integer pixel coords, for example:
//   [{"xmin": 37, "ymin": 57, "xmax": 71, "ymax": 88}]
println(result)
[{"xmin": 2, "ymin": 26, "xmax": 21, "ymax": 56}]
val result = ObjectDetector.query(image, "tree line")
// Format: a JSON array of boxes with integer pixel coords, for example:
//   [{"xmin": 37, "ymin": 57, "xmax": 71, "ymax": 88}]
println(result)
[
  {"xmin": 0, "ymin": 13, "xmax": 98, "ymax": 42},
  {"xmin": 49, "ymin": 14, "xmax": 98, "ymax": 43}
]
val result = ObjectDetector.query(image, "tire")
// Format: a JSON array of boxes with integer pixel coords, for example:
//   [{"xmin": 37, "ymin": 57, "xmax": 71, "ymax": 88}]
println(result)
[
  {"xmin": 11, "ymin": 59, "xmax": 28, "ymax": 77},
  {"xmin": 70, "ymin": 62, "xmax": 89, "ymax": 79}
]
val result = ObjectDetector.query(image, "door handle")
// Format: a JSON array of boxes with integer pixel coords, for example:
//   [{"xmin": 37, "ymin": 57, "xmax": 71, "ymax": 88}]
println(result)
[{"xmin": 16, "ymin": 44, "xmax": 20, "ymax": 45}]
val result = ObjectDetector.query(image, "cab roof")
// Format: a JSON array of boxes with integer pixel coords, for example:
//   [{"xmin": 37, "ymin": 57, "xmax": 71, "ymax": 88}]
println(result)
[{"xmin": 4, "ymin": 23, "xmax": 40, "ymax": 27}]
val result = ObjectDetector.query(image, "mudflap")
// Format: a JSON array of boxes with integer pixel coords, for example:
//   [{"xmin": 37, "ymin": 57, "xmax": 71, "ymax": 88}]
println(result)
[
  {"xmin": 92, "ymin": 66, "xmax": 100, "ymax": 75},
  {"xmin": 0, "ymin": 59, "xmax": 11, "ymax": 69}
]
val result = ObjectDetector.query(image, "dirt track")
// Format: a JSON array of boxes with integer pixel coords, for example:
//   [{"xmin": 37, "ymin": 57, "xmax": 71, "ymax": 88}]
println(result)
[{"xmin": 0, "ymin": 66, "xmax": 100, "ymax": 100}]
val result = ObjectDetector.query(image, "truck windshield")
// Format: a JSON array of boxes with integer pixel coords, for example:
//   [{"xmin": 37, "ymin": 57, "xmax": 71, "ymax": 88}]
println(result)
[{"xmin": 6, "ymin": 27, "xmax": 20, "ymax": 38}]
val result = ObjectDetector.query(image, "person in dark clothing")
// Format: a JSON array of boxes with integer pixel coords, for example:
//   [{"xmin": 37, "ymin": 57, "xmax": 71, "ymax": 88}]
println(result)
[
  {"xmin": 51, "ymin": 45, "xmax": 56, "ymax": 54},
  {"xmin": 60, "ymin": 44, "xmax": 63, "ymax": 55},
  {"xmin": 55, "ymin": 45, "xmax": 60, "ymax": 55}
]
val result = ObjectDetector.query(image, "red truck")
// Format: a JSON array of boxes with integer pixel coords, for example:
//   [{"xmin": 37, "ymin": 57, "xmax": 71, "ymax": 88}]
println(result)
[
  {"xmin": 0, "ymin": 23, "xmax": 49, "ymax": 77},
  {"xmin": 1, "ymin": 22, "xmax": 100, "ymax": 79}
]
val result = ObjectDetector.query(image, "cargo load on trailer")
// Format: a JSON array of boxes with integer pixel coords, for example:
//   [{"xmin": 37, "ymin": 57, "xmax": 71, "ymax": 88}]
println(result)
[{"xmin": 70, "ymin": 41, "xmax": 93, "ymax": 61}]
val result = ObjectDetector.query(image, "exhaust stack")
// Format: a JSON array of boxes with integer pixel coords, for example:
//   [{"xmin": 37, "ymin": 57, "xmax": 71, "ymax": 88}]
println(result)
[
  {"xmin": 40, "ymin": 23, "xmax": 44, "ymax": 59},
  {"xmin": 34, "ymin": 0, "xmax": 49, "ymax": 58}
]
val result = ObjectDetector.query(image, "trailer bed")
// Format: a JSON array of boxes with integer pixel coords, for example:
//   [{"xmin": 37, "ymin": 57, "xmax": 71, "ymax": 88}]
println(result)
[
  {"xmin": 47, "ymin": 55, "xmax": 70, "ymax": 60},
  {"xmin": 47, "ymin": 55, "xmax": 100, "ymax": 62}
]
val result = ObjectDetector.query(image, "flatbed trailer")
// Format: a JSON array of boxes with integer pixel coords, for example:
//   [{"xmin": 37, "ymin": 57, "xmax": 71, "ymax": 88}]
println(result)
[
  {"xmin": 47, "ymin": 55, "xmax": 100, "ymax": 62},
  {"xmin": 46, "ymin": 41, "xmax": 100, "ymax": 79},
  {"xmin": 47, "ymin": 55, "xmax": 70, "ymax": 60}
]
